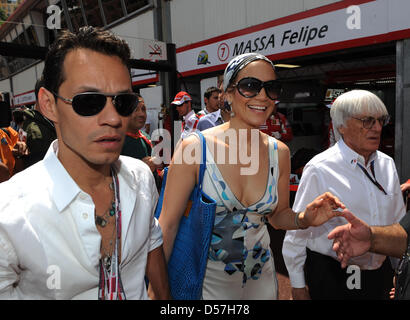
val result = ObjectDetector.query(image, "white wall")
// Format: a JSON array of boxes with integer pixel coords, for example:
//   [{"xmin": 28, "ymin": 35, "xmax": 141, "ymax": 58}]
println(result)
[
  {"xmin": 4, "ymin": 61, "xmax": 44, "ymax": 98},
  {"xmin": 0, "ymin": 79, "xmax": 11, "ymax": 94},
  {"xmin": 110, "ymin": 10, "xmax": 156, "ymax": 60},
  {"xmin": 12, "ymin": 66, "xmax": 37, "ymax": 96},
  {"xmin": 171, "ymin": 0, "xmax": 340, "ymax": 47},
  {"xmin": 140, "ymin": 85, "xmax": 163, "ymax": 136}
]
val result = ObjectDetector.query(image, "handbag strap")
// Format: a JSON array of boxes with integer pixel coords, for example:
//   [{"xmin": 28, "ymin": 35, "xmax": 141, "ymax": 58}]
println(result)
[
  {"xmin": 196, "ymin": 131, "xmax": 207, "ymax": 191},
  {"xmin": 155, "ymin": 131, "xmax": 207, "ymax": 219}
]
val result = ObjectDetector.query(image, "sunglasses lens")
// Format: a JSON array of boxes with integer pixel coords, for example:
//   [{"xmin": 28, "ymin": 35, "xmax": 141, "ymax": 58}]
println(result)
[
  {"xmin": 237, "ymin": 78, "xmax": 262, "ymax": 98},
  {"xmin": 264, "ymin": 81, "xmax": 282, "ymax": 100},
  {"xmin": 72, "ymin": 93, "xmax": 106, "ymax": 116},
  {"xmin": 363, "ymin": 118, "xmax": 374, "ymax": 129},
  {"xmin": 237, "ymin": 78, "xmax": 281, "ymax": 100},
  {"xmin": 114, "ymin": 94, "xmax": 138, "ymax": 116}
]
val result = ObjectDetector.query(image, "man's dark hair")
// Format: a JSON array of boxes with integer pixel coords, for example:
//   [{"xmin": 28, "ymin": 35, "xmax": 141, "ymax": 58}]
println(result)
[
  {"xmin": 12, "ymin": 109, "xmax": 25, "ymax": 124},
  {"xmin": 204, "ymin": 86, "xmax": 221, "ymax": 100},
  {"xmin": 42, "ymin": 26, "xmax": 131, "ymax": 95}
]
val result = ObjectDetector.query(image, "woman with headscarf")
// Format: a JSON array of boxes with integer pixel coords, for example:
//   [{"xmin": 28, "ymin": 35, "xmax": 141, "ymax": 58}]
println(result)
[{"xmin": 158, "ymin": 53, "xmax": 344, "ymax": 299}]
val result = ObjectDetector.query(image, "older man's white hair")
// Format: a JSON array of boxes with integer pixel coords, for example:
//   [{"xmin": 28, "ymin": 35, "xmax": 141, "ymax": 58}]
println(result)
[{"xmin": 330, "ymin": 89, "xmax": 388, "ymax": 142}]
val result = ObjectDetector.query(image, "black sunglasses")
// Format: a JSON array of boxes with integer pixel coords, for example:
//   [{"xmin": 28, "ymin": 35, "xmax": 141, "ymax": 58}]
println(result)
[
  {"xmin": 52, "ymin": 91, "xmax": 139, "ymax": 117},
  {"xmin": 232, "ymin": 77, "xmax": 282, "ymax": 101}
]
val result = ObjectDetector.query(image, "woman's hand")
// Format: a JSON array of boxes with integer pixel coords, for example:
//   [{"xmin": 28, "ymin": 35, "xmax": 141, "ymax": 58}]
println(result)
[{"xmin": 299, "ymin": 192, "xmax": 345, "ymax": 228}]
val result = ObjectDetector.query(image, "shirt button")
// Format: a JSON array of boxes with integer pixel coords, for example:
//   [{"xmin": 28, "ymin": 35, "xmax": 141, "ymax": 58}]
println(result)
[
  {"xmin": 79, "ymin": 193, "xmax": 88, "ymax": 201},
  {"xmin": 82, "ymin": 212, "xmax": 89, "ymax": 220}
]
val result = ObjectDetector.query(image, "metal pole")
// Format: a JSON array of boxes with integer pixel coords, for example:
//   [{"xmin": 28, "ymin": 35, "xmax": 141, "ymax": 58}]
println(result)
[{"xmin": 395, "ymin": 39, "xmax": 410, "ymax": 182}]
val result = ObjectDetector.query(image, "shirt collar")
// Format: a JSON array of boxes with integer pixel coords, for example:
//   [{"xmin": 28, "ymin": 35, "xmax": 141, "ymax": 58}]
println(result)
[
  {"xmin": 42, "ymin": 140, "xmax": 136, "ymax": 213},
  {"xmin": 43, "ymin": 140, "xmax": 82, "ymax": 213},
  {"xmin": 214, "ymin": 109, "xmax": 221, "ymax": 119},
  {"xmin": 183, "ymin": 109, "xmax": 195, "ymax": 120},
  {"xmin": 337, "ymin": 138, "xmax": 378, "ymax": 169}
]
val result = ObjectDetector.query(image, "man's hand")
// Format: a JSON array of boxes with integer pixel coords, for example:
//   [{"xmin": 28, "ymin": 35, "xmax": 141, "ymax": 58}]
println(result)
[
  {"xmin": 401, "ymin": 180, "xmax": 410, "ymax": 194},
  {"xmin": 299, "ymin": 192, "xmax": 345, "ymax": 228},
  {"xmin": 141, "ymin": 156, "xmax": 164, "ymax": 173},
  {"xmin": 12, "ymin": 141, "xmax": 28, "ymax": 157},
  {"xmin": 327, "ymin": 210, "xmax": 372, "ymax": 268}
]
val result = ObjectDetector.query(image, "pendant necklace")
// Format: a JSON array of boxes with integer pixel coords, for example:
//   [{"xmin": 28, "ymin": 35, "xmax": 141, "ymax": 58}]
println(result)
[
  {"xmin": 95, "ymin": 182, "xmax": 115, "ymax": 228},
  {"xmin": 95, "ymin": 200, "xmax": 115, "ymax": 227}
]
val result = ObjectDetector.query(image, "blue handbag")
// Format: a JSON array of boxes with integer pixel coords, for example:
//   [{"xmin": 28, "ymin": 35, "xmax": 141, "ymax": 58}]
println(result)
[{"xmin": 154, "ymin": 131, "xmax": 217, "ymax": 300}]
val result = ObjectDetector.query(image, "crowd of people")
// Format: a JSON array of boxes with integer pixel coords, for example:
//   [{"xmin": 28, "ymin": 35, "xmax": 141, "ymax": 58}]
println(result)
[{"xmin": 0, "ymin": 26, "xmax": 409, "ymax": 300}]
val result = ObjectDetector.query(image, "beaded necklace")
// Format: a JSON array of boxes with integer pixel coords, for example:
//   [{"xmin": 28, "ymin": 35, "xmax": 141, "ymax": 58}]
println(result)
[{"xmin": 98, "ymin": 167, "xmax": 126, "ymax": 300}]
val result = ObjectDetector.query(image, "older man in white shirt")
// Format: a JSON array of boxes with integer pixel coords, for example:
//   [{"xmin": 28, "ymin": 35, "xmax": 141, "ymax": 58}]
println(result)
[
  {"xmin": 283, "ymin": 90, "xmax": 406, "ymax": 300},
  {"xmin": 0, "ymin": 27, "xmax": 170, "ymax": 300}
]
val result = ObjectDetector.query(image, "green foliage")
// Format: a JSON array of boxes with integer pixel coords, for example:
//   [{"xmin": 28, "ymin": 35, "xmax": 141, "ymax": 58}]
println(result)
[{"xmin": 0, "ymin": 8, "xmax": 8, "ymax": 25}]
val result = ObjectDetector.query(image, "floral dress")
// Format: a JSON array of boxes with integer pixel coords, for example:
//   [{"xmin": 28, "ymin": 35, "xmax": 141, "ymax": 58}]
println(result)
[{"xmin": 199, "ymin": 134, "xmax": 279, "ymax": 300}]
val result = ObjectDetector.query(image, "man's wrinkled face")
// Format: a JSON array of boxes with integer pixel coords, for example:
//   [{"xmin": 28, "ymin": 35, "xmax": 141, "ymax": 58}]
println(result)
[{"xmin": 339, "ymin": 112, "xmax": 385, "ymax": 159}]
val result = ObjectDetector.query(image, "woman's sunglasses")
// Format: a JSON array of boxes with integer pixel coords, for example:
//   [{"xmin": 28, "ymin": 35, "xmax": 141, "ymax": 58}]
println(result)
[
  {"xmin": 52, "ymin": 91, "xmax": 139, "ymax": 117},
  {"xmin": 232, "ymin": 77, "xmax": 282, "ymax": 101}
]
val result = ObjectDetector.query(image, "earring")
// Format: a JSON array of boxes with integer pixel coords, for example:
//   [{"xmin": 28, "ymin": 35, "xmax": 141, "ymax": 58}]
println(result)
[{"xmin": 227, "ymin": 101, "xmax": 234, "ymax": 117}]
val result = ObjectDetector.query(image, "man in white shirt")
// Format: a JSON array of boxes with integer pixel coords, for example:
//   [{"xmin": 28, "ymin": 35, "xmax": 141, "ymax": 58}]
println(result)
[
  {"xmin": 197, "ymin": 83, "xmax": 231, "ymax": 131},
  {"xmin": 283, "ymin": 90, "xmax": 406, "ymax": 300},
  {"xmin": 197, "ymin": 109, "xmax": 224, "ymax": 131},
  {"xmin": 0, "ymin": 27, "xmax": 170, "ymax": 300},
  {"xmin": 198, "ymin": 86, "xmax": 221, "ymax": 116},
  {"xmin": 171, "ymin": 91, "xmax": 199, "ymax": 139}
]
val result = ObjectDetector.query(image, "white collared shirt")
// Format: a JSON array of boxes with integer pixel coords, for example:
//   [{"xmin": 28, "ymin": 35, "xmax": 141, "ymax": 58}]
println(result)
[
  {"xmin": 282, "ymin": 139, "xmax": 406, "ymax": 288},
  {"xmin": 0, "ymin": 140, "xmax": 162, "ymax": 299},
  {"xmin": 197, "ymin": 109, "xmax": 223, "ymax": 131},
  {"xmin": 181, "ymin": 109, "xmax": 199, "ymax": 140}
]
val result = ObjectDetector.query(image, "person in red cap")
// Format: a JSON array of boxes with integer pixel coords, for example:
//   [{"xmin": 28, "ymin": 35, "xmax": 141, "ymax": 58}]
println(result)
[
  {"xmin": 259, "ymin": 103, "xmax": 293, "ymax": 143},
  {"xmin": 171, "ymin": 91, "xmax": 201, "ymax": 139}
]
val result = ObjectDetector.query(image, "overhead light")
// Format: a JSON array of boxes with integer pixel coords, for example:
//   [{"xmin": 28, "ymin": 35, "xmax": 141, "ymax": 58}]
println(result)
[{"xmin": 274, "ymin": 64, "xmax": 301, "ymax": 68}]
